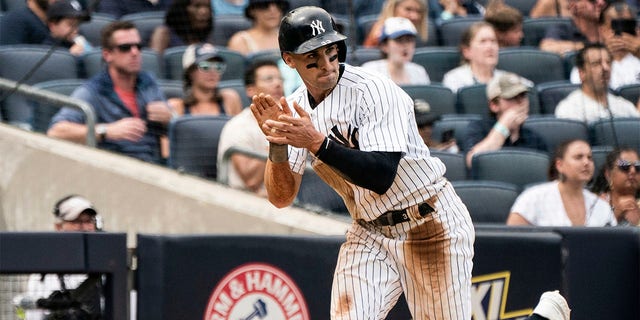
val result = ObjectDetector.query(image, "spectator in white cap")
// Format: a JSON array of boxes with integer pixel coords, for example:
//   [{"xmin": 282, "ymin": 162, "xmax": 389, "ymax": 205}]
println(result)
[
  {"xmin": 462, "ymin": 72, "xmax": 547, "ymax": 167},
  {"xmin": 53, "ymin": 194, "xmax": 99, "ymax": 231},
  {"xmin": 168, "ymin": 43, "xmax": 242, "ymax": 117},
  {"xmin": 361, "ymin": 17, "xmax": 430, "ymax": 85}
]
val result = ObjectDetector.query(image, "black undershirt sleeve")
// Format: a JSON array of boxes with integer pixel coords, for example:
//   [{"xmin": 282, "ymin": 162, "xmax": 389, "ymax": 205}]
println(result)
[{"xmin": 314, "ymin": 137, "xmax": 401, "ymax": 195}]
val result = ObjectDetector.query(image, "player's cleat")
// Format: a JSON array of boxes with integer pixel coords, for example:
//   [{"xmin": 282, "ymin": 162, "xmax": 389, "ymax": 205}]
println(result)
[{"xmin": 532, "ymin": 290, "xmax": 571, "ymax": 320}]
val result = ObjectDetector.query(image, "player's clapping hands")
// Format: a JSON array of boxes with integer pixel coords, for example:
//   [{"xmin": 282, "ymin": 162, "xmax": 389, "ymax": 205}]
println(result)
[{"xmin": 252, "ymin": 94, "xmax": 325, "ymax": 153}]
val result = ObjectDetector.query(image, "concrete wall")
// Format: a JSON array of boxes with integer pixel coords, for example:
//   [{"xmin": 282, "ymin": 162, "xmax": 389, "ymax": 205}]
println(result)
[{"xmin": 0, "ymin": 124, "xmax": 350, "ymax": 245}]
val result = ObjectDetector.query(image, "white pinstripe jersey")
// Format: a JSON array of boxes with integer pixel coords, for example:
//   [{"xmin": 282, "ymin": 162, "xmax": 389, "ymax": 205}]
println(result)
[{"xmin": 287, "ymin": 64, "xmax": 448, "ymax": 221}]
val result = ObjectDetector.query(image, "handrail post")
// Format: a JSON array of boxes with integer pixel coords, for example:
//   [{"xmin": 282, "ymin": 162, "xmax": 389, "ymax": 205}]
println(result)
[{"xmin": 0, "ymin": 77, "xmax": 97, "ymax": 147}]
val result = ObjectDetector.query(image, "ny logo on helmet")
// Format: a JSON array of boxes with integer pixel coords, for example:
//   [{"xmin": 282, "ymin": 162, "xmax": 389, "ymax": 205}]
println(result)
[{"xmin": 310, "ymin": 20, "xmax": 325, "ymax": 36}]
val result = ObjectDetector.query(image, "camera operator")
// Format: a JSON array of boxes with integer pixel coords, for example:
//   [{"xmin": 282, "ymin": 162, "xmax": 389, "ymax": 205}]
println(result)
[
  {"xmin": 569, "ymin": 1, "xmax": 640, "ymax": 90},
  {"xmin": 14, "ymin": 195, "xmax": 103, "ymax": 320}
]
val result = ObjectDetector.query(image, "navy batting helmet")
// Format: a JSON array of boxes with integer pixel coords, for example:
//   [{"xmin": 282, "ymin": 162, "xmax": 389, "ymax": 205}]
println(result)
[{"xmin": 278, "ymin": 6, "xmax": 347, "ymax": 62}]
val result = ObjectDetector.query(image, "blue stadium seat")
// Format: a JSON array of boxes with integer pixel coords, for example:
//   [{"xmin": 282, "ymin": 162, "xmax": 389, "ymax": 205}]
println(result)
[
  {"xmin": 346, "ymin": 47, "xmax": 382, "ymax": 66},
  {"xmin": 452, "ymin": 180, "xmax": 520, "ymax": 224},
  {"xmin": 589, "ymin": 118, "xmax": 640, "ymax": 151},
  {"xmin": 522, "ymin": 17, "xmax": 572, "ymax": 47},
  {"xmin": 438, "ymin": 16, "xmax": 484, "ymax": 46},
  {"xmin": 209, "ymin": 14, "xmax": 251, "ymax": 47},
  {"xmin": 79, "ymin": 13, "xmax": 116, "ymax": 46},
  {"xmin": 120, "ymin": 11, "xmax": 165, "ymax": 47},
  {"xmin": 430, "ymin": 150, "xmax": 468, "ymax": 181},
  {"xmin": 31, "ymin": 79, "xmax": 85, "ymax": 133},
  {"xmin": 412, "ymin": 47, "xmax": 461, "ymax": 83},
  {"xmin": 246, "ymin": 49, "xmax": 282, "ymax": 65},
  {"xmin": 616, "ymin": 83, "xmax": 640, "ymax": 105},
  {"xmin": 522, "ymin": 116, "xmax": 589, "ymax": 153},
  {"xmin": 471, "ymin": 148, "xmax": 550, "ymax": 189},
  {"xmin": 168, "ymin": 115, "xmax": 230, "ymax": 180},
  {"xmin": 0, "ymin": 45, "xmax": 78, "ymax": 128},
  {"xmin": 432, "ymin": 114, "xmax": 482, "ymax": 148},
  {"xmin": 535, "ymin": 81, "xmax": 580, "ymax": 114},
  {"xmin": 401, "ymin": 84, "xmax": 456, "ymax": 117},
  {"xmin": 157, "ymin": 79, "xmax": 184, "ymax": 99},
  {"xmin": 2, "ymin": 0, "xmax": 25, "ymax": 11},
  {"xmin": 505, "ymin": 0, "xmax": 538, "ymax": 16},
  {"xmin": 497, "ymin": 48, "xmax": 565, "ymax": 84},
  {"xmin": 456, "ymin": 84, "xmax": 488, "ymax": 115},
  {"xmin": 356, "ymin": 14, "xmax": 378, "ymax": 45},
  {"xmin": 591, "ymin": 145, "xmax": 615, "ymax": 173}
]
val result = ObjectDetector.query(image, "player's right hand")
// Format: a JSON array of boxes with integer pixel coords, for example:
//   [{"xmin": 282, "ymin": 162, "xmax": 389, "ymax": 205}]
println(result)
[{"xmin": 250, "ymin": 93, "xmax": 291, "ymax": 137}]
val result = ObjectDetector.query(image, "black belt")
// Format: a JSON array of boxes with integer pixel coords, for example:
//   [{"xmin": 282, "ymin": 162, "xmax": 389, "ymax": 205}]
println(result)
[{"xmin": 369, "ymin": 202, "xmax": 435, "ymax": 227}]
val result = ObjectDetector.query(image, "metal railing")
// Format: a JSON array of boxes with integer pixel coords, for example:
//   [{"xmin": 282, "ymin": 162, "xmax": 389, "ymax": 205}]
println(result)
[{"xmin": 0, "ymin": 77, "xmax": 97, "ymax": 147}]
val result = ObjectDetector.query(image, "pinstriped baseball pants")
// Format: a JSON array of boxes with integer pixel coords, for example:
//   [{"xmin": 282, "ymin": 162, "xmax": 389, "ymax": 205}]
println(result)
[{"xmin": 330, "ymin": 182, "xmax": 475, "ymax": 319}]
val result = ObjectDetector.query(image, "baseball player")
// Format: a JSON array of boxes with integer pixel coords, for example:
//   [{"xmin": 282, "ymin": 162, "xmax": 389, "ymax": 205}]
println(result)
[{"xmin": 251, "ymin": 6, "xmax": 475, "ymax": 320}]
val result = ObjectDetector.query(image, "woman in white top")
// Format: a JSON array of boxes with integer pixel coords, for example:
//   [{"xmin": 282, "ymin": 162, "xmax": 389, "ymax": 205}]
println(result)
[
  {"xmin": 361, "ymin": 17, "xmax": 430, "ymax": 85},
  {"xmin": 508, "ymin": 139, "xmax": 617, "ymax": 227},
  {"xmin": 443, "ymin": 21, "xmax": 506, "ymax": 92},
  {"xmin": 226, "ymin": 0, "xmax": 288, "ymax": 56}
]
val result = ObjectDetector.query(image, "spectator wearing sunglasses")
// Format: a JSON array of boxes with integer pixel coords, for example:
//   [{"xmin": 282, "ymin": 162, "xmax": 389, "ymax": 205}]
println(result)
[
  {"xmin": 591, "ymin": 148, "xmax": 640, "ymax": 226},
  {"xmin": 168, "ymin": 43, "xmax": 242, "ymax": 117},
  {"xmin": 227, "ymin": 0, "xmax": 289, "ymax": 56},
  {"xmin": 568, "ymin": 2, "xmax": 640, "ymax": 90},
  {"xmin": 508, "ymin": 139, "xmax": 617, "ymax": 226},
  {"xmin": 540, "ymin": 0, "xmax": 607, "ymax": 56},
  {"xmin": 48, "ymin": 21, "xmax": 173, "ymax": 164},
  {"xmin": 150, "ymin": 0, "xmax": 214, "ymax": 55},
  {"xmin": 555, "ymin": 43, "xmax": 640, "ymax": 124}
]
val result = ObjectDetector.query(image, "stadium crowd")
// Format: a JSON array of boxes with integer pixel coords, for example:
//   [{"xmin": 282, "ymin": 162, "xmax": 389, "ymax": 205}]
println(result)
[{"xmin": 0, "ymin": 0, "xmax": 638, "ymax": 226}]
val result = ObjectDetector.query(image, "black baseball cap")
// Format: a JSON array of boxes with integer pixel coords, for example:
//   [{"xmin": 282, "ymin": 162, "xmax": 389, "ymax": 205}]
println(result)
[{"xmin": 47, "ymin": 0, "xmax": 90, "ymax": 22}]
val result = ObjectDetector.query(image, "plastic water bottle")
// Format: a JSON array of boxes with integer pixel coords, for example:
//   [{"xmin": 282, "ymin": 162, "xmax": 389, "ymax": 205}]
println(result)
[{"xmin": 73, "ymin": 35, "xmax": 93, "ymax": 53}]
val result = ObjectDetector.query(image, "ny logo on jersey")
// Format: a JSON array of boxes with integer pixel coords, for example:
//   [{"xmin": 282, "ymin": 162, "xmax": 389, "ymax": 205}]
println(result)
[
  {"xmin": 309, "ymin": 20, "xmax": 326, "ymax": 36},
  {"xmin": 328, "ymin": 125, "xmax": 359, "ymax": 149}
]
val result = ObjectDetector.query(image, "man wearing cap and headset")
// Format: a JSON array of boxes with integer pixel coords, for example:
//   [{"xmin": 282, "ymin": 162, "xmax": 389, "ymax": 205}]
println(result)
[
  {"xmin": 15, "ymin": 195, "xmax": 102, "ymax": 319},
  {"xmin": 52, "ymin": 194, "xmax": 101, "ymax": 232}
]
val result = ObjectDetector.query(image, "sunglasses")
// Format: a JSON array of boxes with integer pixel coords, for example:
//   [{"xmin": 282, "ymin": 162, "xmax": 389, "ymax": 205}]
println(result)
[
  {"xmin": 113, "ymin": 43, "xmax": 142, "ymax": 52},
  {"xmin": 197, "ymin": 60, "xmax": 226, "ymax": 74},
  {"xmin": 616, "ymin": 159, "xmax": 640, "ymax": 173}
]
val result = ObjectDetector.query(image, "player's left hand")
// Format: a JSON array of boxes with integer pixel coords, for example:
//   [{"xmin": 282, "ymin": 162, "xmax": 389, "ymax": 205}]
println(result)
[{"xmin": 264, "ymin": 100, "xmax": 325, "ymax": 153}]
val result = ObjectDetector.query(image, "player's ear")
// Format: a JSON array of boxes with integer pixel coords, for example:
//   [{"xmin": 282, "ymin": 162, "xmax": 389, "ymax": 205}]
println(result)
[{"xmin": 282, "ymin": 53, "xmax": 295, "ymax": 68}]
